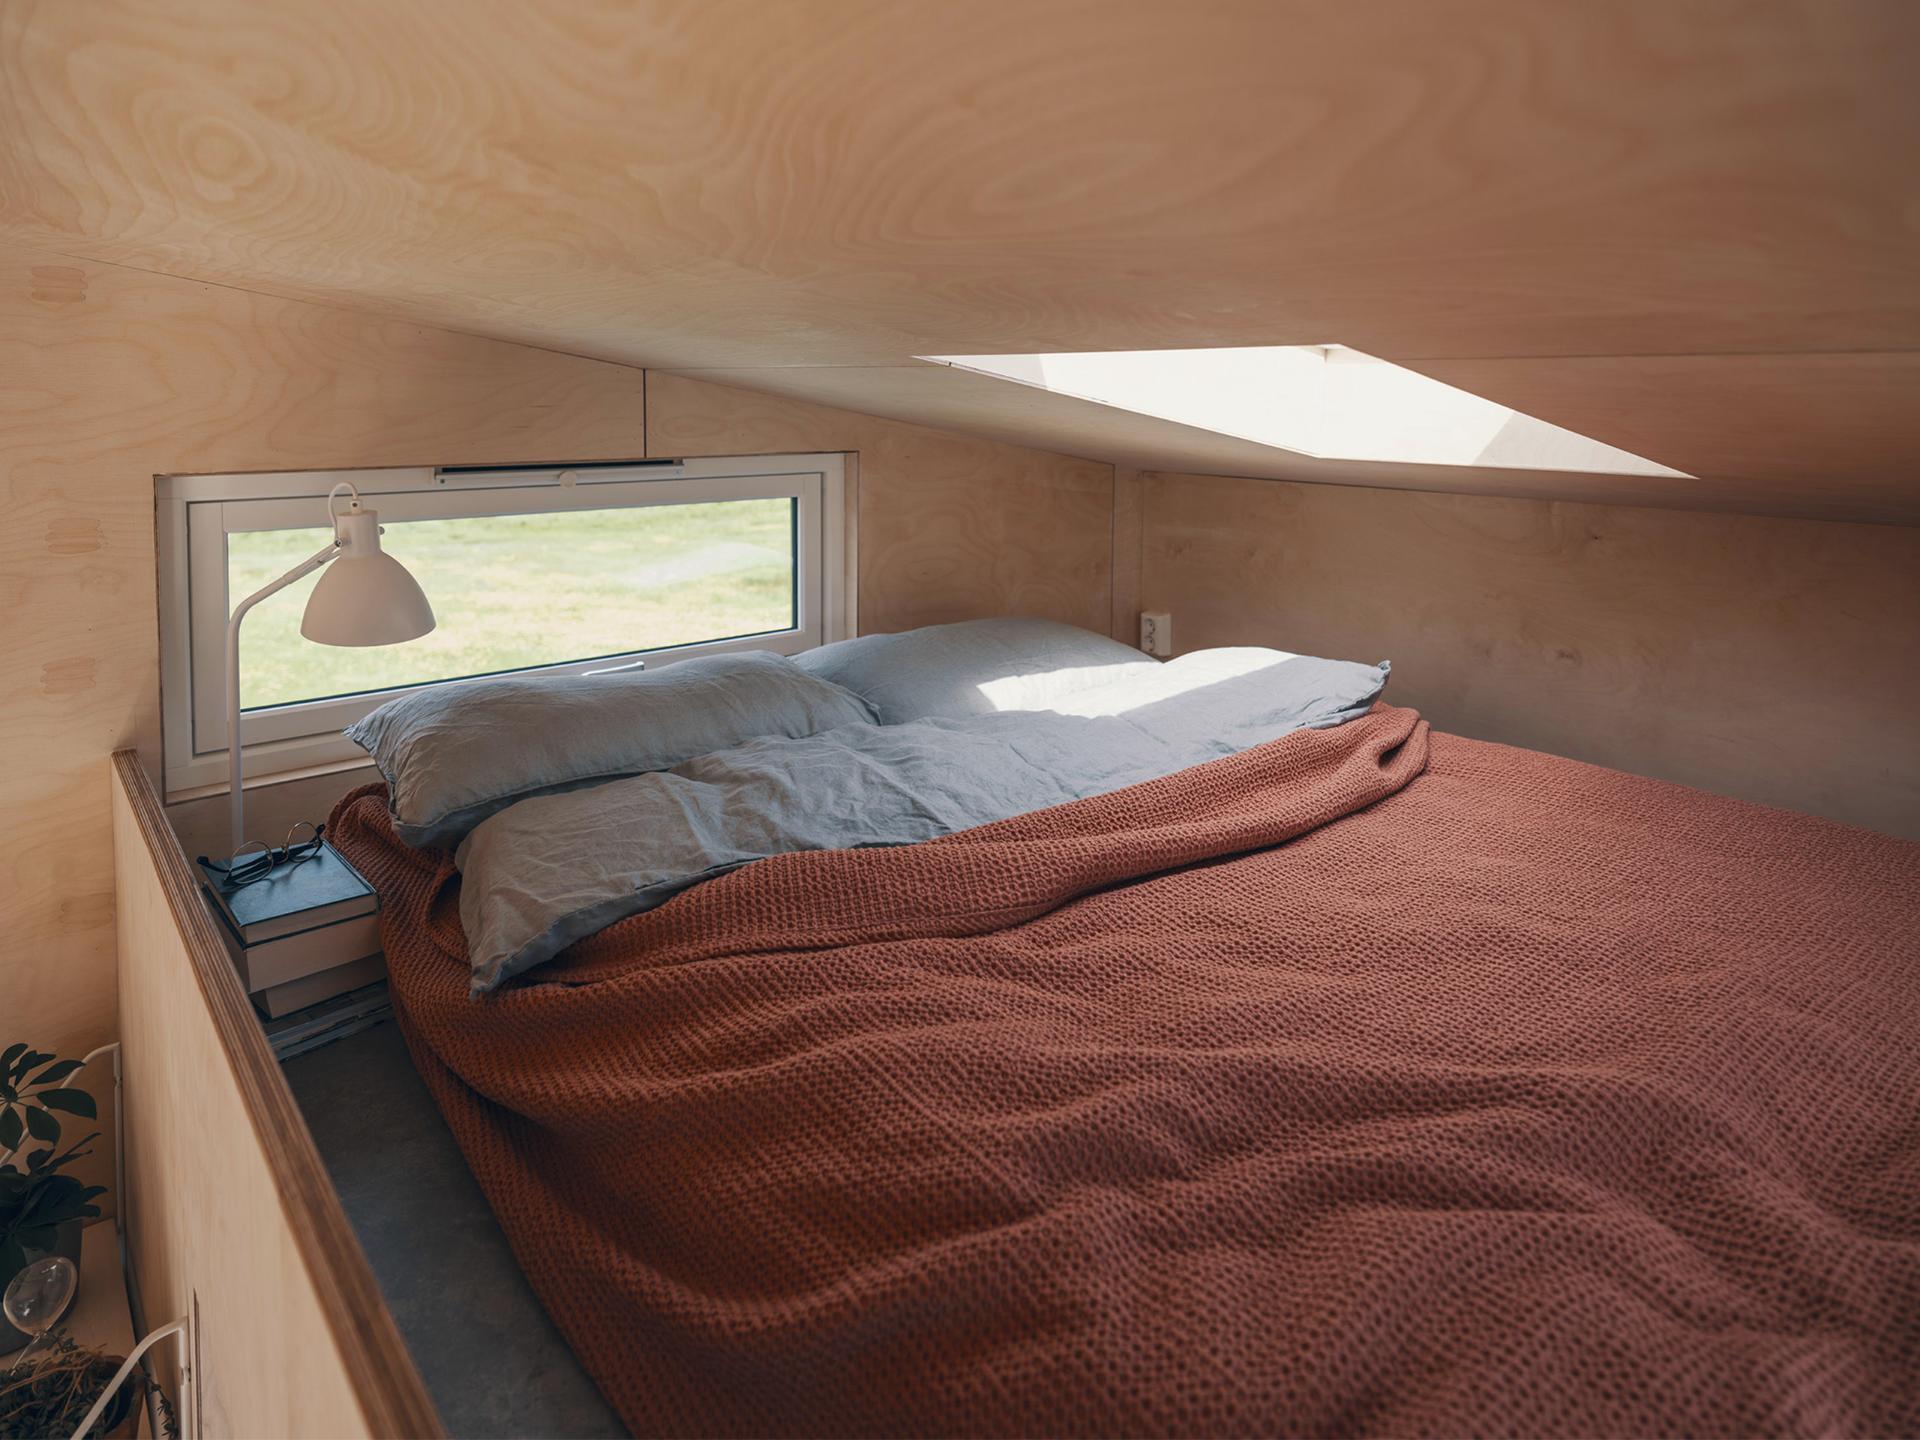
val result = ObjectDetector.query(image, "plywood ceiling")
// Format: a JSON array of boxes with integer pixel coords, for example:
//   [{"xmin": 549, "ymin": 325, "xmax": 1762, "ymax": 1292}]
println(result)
[{"xmin": 3, "ymin": 0, "xmax": 1917, "ymax": 516}]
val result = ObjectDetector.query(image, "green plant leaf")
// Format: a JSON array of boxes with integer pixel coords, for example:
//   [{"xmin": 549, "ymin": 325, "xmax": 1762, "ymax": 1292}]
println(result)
[
  {"xmin": 12, "ymin": 1051, "xmax": 53, "ymax": 1084},
  {"xmin": 33, "ymin": 1087, "xmax": 96, "ymax": 1120},
  {"xmin": 26, "ymin": 1058, "xmax": 84, "ymax": 1089},
  {"xmin": 13, "ymin": 1183, "xmax": 52, "ymax": 1224},
  {"xmin": 0, "ymin": 1105, "xmax": 21, "ymax": 1151},
  {"xmin": 36, "ymin": 1134, "xmax": 98, "ymax": 1174},
  {"xmin": 3, "ymin": 1173, "xmax": 107, "ymax": 1241},
  {"xmin": 25, "ymin": 1147, "xmax": 52, "ymax": 1172},
  {"xmin": 23, "ymin": 1104, "xmax": 57, "ymax": 1142},
  {"xmin": 1, "ymin": 1042, "xmax": 25, "ymax": 1079}
]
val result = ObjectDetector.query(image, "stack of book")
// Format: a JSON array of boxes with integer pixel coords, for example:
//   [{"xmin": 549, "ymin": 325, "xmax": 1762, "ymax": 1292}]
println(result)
[{"xmin": 196, "ymin": 842, "xmax": 383, "ymax": 1018}]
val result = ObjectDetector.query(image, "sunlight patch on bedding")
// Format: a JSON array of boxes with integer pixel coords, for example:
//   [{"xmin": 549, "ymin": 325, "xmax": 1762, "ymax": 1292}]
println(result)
[
  {"xmin": 1043, "ymin": 649, "xmax": 1300, "ymax": 717},
  {"xmin": 973, "ymin": 660, "xmax": 1161, "ymax": 712}
]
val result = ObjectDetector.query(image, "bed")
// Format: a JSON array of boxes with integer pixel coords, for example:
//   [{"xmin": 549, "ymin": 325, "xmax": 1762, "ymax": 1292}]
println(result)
[{"xmin": 328, "ymin": 621, "xmax": 1920, "ymax": 1438}]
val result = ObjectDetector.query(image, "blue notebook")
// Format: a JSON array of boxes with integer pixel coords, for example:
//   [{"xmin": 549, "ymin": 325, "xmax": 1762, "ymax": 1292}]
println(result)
[{"xmin": 197, "ymin": 840, "xmax": 377, "ymax": 946}]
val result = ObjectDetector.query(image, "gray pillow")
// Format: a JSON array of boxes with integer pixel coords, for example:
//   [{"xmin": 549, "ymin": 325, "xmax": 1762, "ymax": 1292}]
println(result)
[
  {"xmin": 793, "ymin": 617, "xmax": 1158, "ymax": 724},
  {"xmin": 454, "ymin": 644, "xmax": 1390, "ymax": 991},
  {"xmin": 345, "ymin": 650, "xmax": 875, "ymax": 849}
]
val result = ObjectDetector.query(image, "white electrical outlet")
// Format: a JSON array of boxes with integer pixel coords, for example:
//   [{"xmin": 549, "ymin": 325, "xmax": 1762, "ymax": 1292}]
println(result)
[{"xmin": 1139, "ymin": 611, "xmax": 1172, "ymax": 657}]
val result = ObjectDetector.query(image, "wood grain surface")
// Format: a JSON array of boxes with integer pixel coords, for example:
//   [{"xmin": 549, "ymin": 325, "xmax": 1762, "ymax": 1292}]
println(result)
[
  {"xmin": 1, "ymin": 1, "xmax": 1915, "ymax": 512},
  {"xmin": 113, "ymin": 752, "xmax": 441, "ymax": 1438},
  {"xmin": 0, "ymin": 237, "xmax": 644, "ymax": 1073},
  {"xmin": 1132, "ymin": 471, "xmax": 1920, "ymax": 838},
  {"xmin": 647, "ymin": 372, "xmax": 1115, "ymax": 635},
  {"xmin": 3, "ymin": 1, "xmax": 1911, "ymax": 363}
]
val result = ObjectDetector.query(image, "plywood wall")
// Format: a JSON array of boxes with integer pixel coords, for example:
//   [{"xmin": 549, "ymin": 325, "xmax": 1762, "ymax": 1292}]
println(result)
[
  {"xmin": 113, "ymin": 755, "xmax": 438, "ymax": 1437},
  {"xmin": 0, "ymin": 239, "xmax": 635, "ymax": 1069},
  {"xmin": 646, "ymin": 372, "xmax": 1115, "ymax": 635},
  {"xmin": 2, "ymin": 238, "xmax": 1115, "ymax": 1071},
  {"xmin": 1128, "ymin": 471, "xmax": 1920, "ymax": 839}
]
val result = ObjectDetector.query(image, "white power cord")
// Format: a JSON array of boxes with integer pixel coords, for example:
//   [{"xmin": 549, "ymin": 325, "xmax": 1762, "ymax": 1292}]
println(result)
[
  {"xmin": 67, "ymin": 1314, "xmax": 190, "ymax": 1440},
  {"xmin": 69, "ymin": 1043, "xmax": 194, "ymax": 1438}
]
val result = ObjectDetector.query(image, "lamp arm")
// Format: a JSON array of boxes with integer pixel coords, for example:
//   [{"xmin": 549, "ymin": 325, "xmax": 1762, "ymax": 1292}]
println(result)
[{"xmin": 226, "ymin": 541, "xmax": 339, "ymax": 855}]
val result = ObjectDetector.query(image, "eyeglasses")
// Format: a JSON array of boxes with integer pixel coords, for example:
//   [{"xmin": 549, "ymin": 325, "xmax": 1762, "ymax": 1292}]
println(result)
[{"xmin": 200, "ymin": 821, "xmax": 325, "ymax": 889}]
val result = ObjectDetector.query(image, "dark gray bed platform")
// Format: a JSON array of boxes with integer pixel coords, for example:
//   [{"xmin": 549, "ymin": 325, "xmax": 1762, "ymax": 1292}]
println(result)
[{"xmin": 282, "ymin": 1015, "xmax": 627, "ymax": 1439}]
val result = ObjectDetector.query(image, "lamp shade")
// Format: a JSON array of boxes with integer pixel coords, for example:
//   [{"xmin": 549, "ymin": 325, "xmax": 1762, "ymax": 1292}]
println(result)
[{"xmin": 300, "ymin": 505, "xmax": 436, "ymax": 647}]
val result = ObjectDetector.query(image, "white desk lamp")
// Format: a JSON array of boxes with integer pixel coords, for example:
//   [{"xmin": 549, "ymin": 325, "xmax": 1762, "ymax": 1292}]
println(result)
[{"xmin": 224, "ymin": 480, "xmax": 434, "ymax": 856}]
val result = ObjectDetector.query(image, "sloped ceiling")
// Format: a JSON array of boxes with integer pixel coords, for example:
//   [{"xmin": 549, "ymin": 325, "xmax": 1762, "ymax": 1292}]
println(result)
[{"xmin": 3, "ymin": 0, "xmax": 1916, "ymax": 519}]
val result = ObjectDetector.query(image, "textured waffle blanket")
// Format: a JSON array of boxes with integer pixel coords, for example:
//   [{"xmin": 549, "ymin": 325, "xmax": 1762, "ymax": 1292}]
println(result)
[{"xmin": 332, "ymin": 706, "xmax": 1920, "ymax": 1438}]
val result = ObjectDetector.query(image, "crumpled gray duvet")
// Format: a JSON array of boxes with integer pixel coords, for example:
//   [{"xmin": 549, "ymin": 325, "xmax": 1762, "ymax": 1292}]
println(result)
[{"xmin": 454, "ymin": 648, "xmax": 1389, "ymax": 991}]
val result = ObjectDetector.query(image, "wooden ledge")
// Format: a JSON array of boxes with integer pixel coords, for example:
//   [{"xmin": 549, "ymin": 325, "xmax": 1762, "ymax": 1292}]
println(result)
[{"xmin": 112, "ymin": 751, "xmax": 442, "ymax": 1439}]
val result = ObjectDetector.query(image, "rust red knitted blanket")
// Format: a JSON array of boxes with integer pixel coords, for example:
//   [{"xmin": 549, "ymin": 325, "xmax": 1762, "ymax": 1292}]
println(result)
[{"xmin": 331, "ymin": 707, "xmax": 1920, "ymax": 1438}]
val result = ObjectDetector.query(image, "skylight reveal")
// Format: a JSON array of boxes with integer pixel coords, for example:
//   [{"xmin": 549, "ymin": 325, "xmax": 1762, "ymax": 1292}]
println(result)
[{"xmin": 923, "ymin": 346, "xmax": 1686, "ymax": 478}]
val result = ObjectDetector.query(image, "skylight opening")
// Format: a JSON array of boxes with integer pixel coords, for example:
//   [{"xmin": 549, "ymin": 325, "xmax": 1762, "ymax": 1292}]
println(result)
[{"xmin": 922, "ymin": 346, "xmax": 1688, "ymax": 478}]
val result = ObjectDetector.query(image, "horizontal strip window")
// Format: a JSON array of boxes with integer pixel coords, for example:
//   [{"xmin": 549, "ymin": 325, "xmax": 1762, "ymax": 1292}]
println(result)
[{"xmin": 157, "ymin": 455, "xmax": 848, "ymax": 799}]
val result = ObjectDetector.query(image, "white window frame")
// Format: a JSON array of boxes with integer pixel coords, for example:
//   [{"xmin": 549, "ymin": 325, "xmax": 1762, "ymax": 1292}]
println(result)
[{"xmin": 157, "ymin": 454, "xmax": 849, "ymax": 800}]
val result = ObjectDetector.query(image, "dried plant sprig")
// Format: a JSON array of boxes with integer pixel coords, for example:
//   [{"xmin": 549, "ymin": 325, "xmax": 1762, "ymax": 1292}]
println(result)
[{"xmin": 0, "ymin": 1331, "xmax": 153, "ymax": 1439}]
